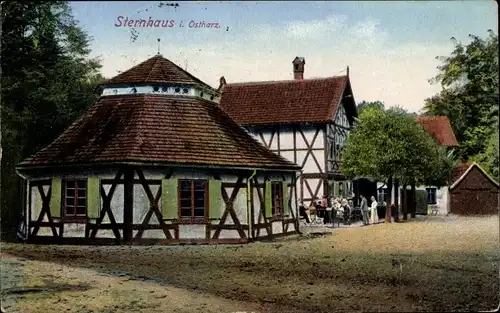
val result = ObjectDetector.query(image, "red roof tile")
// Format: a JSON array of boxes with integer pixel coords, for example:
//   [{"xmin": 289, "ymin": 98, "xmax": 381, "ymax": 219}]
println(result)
[
  {"xmin": 18, "ymin": 95, "xmax": 299, "ymax": 170},
  {"xmin": 219, "ymin": 76, "xmax": 350, "ymax": 126},
  {"xmin": 103, "ymin": 54, "xmax": 214, "ymax": 90},
  {"xmin": 416, "ymin": 116, "xmax": 459, "ymax": 147}
]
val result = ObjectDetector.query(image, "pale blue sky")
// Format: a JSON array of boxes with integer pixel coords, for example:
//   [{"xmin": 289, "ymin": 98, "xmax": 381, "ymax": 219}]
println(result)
[{"xmin": 70, "ymin": 1, "xmax": 498, "ymax": 112}]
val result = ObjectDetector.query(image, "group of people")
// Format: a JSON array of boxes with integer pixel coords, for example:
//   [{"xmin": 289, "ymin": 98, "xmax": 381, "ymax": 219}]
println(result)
[
  {"xmin": 299, "ymin": 194, "xmax": 380, "ymax": 226},
  {"xmin": 299, "ymin": 196, "xmax": 353, "ymax": 225}
]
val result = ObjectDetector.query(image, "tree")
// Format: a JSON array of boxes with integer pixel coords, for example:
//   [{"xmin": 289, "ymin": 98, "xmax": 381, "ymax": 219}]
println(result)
[
  {"xmin": 356, "ymin": 100, "xmax": 385, "ymax": 115},
  {"xmin": 470, "ymin": 121, "xmax": 499, "ymax": 180},
  {"xmin": 423, "ymin": 31, "xmax": 498, "ymax": 162},
  {"xmin": 341, "ymin": 107, "xmax": 452, "ymax": 222},
  {"xmin": 1, "ymin": 2, "xmax": 103, "ymax": 240}
]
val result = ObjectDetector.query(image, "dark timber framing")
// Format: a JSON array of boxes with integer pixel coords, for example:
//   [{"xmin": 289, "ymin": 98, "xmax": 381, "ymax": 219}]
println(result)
[
  {"xmin": 24, "ymin": 167, "xmax": 299, "ymax": 245},
  {"xmin": 246, "ymin": 101, "xmax": 355, "ymax": 205}
]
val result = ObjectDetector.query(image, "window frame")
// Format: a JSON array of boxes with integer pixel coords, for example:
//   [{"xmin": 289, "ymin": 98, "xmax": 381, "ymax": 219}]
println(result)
[
  {"xmin": 63, "ymin": 179, "xmax": 88, "ymax": 220},
  {"xmin": 178, "ymin": 179, "xmax": 208, "ymax": 220},
  {"xmin": 377, "ymin": 188, "xmax": 388, "ymax": 203},
  {"xmin": 426, "ymin": 187, "xmax": 437, "ymax": 205},
  {"xmin": 271, "ymin": 181, "xmax": 284, "ymax": 216}
]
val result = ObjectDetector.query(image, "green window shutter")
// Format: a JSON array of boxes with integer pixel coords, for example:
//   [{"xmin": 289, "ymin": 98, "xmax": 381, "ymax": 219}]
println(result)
[
  {"xmin": 334, "ymin": 181, "xmax": 340, "ymax": 197},
  {"xmin": 265, "ymin": 181, "xmax": 272, "ymax": 218},
  {"xmin": 162, "ymin": 178, "xmax": 178, "ymax": 219},
  {"xmin": 282, "ymin": 182, "xmax": 289, "ymax": 216},
  {"xmin": 209, "ymin": 180, "xmax": 224, "ymax": 219},
  {"xmin": 49, "ymin": 177, "xmax": 62, "ymax": 218},
  {"xmin": 87, "ymin": 177, "xmax": 101, "ymax": 219}
]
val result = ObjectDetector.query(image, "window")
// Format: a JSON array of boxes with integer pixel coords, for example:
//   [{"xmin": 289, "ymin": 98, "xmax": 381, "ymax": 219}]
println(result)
[
  {"xmin": 182, "ymin": 88, "xmax": 189, "ymax": 94},
  {"xmin": 271, "ymin": 181, "xmax": 284, "ymax": 216},
  {"xmin": 426, "ymin": 188, "xmax": 437, "ymax": 204},
  {"xmin": 179, "ymin": 180, "xmax": 207, "ymax": 218},
  {"xmin": 294, "ymin": 64, "xmax": 299, "ymax": 71},
  {"xmin": 64, "ymin": 180, "xmax": 87, "ymax": 218},
  {"xmin": 377, "ymin": 188, "xmax": 388, "ymax": 203}
]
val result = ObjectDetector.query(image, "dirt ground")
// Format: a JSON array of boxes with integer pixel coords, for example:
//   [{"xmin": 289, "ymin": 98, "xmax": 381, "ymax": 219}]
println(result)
[{"xmin": 1, "ymin": 215, "xmax": 499, "ymax": 313}]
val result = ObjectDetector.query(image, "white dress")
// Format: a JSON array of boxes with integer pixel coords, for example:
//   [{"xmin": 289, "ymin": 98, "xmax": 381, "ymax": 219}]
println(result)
[{"xmin": 370, "ymin": 201, "xmax": 378, "ymax": 224}]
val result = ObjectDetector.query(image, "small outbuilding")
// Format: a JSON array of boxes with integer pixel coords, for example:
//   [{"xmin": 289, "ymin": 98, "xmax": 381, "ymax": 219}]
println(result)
[
  {"xmin": 16, "ymin": 54, "xmax": 301, "ymax": 245},
  {"xmin": 449, "ymin": 162, "xmax": 499, "ymax": 215}
]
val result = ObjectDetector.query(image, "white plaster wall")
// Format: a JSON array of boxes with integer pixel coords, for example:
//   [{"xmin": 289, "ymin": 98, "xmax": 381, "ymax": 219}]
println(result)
[
  {"xmin": 30, "ymin": 186, "xmax": 47, "ymax": 222},
  {"xmin": 272, "ymin": 221, "xmax": 282, "ymax": 234},
  {"xmin": 279, "ymin": 129, "xmax": 294, "ymax": 150},
  {"xmin": 178, "ymin": 225, "xmax": 206, "ymax": 238},
  {"xmin": 302, "ymin": 151, "xmax": 324, "ymax": 173},
  {"xmin": 376, "ymin": 182, "xmax": 450, "ymax": 215},
  {"xmin": 213, "ymin": 229, "xmax": 249, "ymax": 239},
  {"xmin": 295, "ymin": 128, "xmax": 324, "ymax": 150}
]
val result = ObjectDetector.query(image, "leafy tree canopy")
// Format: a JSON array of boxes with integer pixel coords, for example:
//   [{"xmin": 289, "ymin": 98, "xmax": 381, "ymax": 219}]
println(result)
[
  {"xmin": 1, "ymin": 1, "xmax": 104, "ymax": 239},
  {"xmin": 356, "ymin": 100, "xmax": 385, "ymax": 115},
  {"xmin": 423, "ymin": 31, "xmax": 498, "ymax": 162},
  {"xmin": 341, "ymin": 107, "xmax": 453, "ymax": 187}
]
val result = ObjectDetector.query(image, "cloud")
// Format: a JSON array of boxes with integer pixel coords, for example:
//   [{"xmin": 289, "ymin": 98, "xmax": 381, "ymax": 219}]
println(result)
[
  {"xmin": 284, "ymin": 14, "xmax": 348, "ymax": 40},
  {"xmin": 94, "ymin": 14, "xmax": 453, "ymax": 113}
]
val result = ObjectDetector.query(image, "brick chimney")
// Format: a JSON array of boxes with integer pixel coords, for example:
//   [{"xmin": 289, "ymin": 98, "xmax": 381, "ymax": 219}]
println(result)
[{"xmin": 292, "ymin": 57, "xmax": 305, "ymax": 80}]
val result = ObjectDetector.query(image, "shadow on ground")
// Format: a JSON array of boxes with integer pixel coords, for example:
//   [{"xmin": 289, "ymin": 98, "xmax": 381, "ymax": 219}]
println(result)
[{"xmin": 2, "ymin": 240, "xmax": 498, "ymax": 313}]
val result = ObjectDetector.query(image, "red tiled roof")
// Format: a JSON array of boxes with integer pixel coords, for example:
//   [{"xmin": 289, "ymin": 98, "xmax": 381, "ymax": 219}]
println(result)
[
  {"xmin": 18, "ymin": 95, "xmax": 299, "ymax": 170},
  {"xmin": 416, "ymin": 116, "xmax": 459, "ymax": 147},
  {"xmin": 219, "ymin": 76, "xmax": 350, "ymax": 126},
  {"xmin": 450, "ymin": 162, "xmax": 473, "ymax": 185},
  {"xmin": 103, "ymin": 54, "xmax": 214, "ymax": 90}
]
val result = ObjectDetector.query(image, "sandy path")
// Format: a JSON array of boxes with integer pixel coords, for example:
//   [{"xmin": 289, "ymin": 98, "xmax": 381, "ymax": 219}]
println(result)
[{"xmin": 1, "ymin": 253, "xmax": 266, "ymax": 313}]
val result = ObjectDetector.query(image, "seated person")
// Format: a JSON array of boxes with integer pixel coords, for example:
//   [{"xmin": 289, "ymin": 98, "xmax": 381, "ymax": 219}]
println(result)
[{"xmin": 299, "ymin": 202, "xmax": 311, "ymax": 223}]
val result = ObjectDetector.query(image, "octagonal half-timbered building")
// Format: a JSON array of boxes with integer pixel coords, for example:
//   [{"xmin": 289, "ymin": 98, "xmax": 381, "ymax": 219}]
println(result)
[
  {"xmin": 219, "ymin": 57, "xmax": 358, "ymax": 206},
  {"xmin": 16, "ymin": 54, "xmax": 301, "ymax": 245}
]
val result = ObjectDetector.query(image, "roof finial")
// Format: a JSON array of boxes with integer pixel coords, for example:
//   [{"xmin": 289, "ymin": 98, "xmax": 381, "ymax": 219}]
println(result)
[
  {"xmin": 346, "ymin": 65, "xmax": 349, "ymax": 77},
  {"xmin": 157, "ymin": 38, "xmax": 161, "ymax": 55}
]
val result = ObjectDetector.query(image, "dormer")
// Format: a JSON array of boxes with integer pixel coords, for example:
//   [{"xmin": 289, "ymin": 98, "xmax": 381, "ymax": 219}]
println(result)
[{"xmin": 98, "ymin": 55, "xmax": 220, "ymax": 103}]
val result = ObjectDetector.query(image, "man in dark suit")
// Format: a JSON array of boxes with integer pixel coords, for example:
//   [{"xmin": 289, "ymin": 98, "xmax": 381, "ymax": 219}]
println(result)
[{"xmin": 360, "ymin": 194, "xmax": 370, "ymax": 225}]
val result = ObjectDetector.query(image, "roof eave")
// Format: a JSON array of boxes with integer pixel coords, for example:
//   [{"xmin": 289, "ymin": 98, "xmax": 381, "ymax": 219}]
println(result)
[{"xmin": 16, "ymin": 161, "xmax": 301, "ymax": 174}]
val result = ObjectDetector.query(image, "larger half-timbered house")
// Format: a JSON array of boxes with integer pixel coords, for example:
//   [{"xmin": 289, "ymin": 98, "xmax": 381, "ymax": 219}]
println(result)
[
  {"xmin": 16, "ymin": 54, "xmax": 301, "ymax": 245},
  {"xmin": 219, "ymin": 57, "xmax": 358, "ymax": 206}
]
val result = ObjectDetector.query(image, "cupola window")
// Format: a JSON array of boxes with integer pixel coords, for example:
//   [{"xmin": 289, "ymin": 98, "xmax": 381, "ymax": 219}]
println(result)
[
  {"xmin": 174, "ymin": 87, "xmax": 180, "ymax": 93},
  {"xmin": 153, "ymin": 86, "xmax": 159, "ymax": 92},
  {"xmin": 183, "ymin": 88, "xmax": 189, "ymax": 94},
  {"xmin": 162, "ymin": 86, "xmax": 168, "ymax": 92}
]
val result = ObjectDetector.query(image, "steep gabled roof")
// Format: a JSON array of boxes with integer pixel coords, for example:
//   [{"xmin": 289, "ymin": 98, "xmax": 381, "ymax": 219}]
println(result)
[
  {"xmin": 450, "ymin": 162, "xmax": 499, "ymax": 190},
  {"xmin": 416, "ymin": 116, "xmax": 458, "ymax": 147},
  {"xmin": 17, "ymin": 95, "xmax": 299, "ymax": 171},
  {"xmin": 219, "ymin": 76, "xmax": 353, "ymax": 126},
  {"xmin": 103, "ymin": 54, "xmax": 215, "ymax": 90}
]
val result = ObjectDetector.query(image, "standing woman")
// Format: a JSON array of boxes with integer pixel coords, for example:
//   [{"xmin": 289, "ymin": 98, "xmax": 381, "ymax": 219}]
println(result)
[{"xmin": 370, "ymin": 196, "xmax": 378, "ymax": 224}]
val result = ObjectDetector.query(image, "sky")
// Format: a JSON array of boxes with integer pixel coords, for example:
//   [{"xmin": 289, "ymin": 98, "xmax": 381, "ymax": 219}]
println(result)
[{"xmin": 70, "ymin": 1, "xmax": 498, "ymax": 113}]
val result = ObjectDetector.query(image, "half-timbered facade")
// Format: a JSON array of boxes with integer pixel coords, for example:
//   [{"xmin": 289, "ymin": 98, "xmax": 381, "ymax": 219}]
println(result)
[
  {"xmin": 16, "ymin": 54, "xmax": 301, "ymax": 245},
  {"xmin": 219, "ymin": 57, "xmax": 358, "ymax": 206}
]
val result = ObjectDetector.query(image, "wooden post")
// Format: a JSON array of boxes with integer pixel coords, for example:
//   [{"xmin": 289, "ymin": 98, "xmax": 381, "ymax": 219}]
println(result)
[
  {"xmin": 123, "ymin": 168, "xmax": 134, "ymax": 243},
  {"xmin": 394, "ymin": 179, "xmax": 400, "ymax": 222},
  {"xmin": 402, "ymin": 184, "xmax": 408, "ymax": 220},
  {"xmin": 385, "ymin": 176, "xmax": 393, "ymax": 223}
]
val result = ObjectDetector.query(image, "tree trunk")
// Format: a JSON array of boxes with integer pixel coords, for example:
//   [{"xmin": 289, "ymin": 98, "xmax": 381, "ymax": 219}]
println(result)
[
  {"xmin": 1, "ymin": 146, "xmax": 22, "ymax": 241},
  {"xmin": 402, "ymin": 185, "xmax": 408, "ymax": 220},
  {"xmin": 385, "ymin": 176, "xmax": 393, "ymax": 223},
  {"xmin": 394, "ymin": 179, "xmax": 400, "ymax": 222},
  {"xmin": 410, "ymin": 180, "xmax": 416, "ymax": 218}
]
